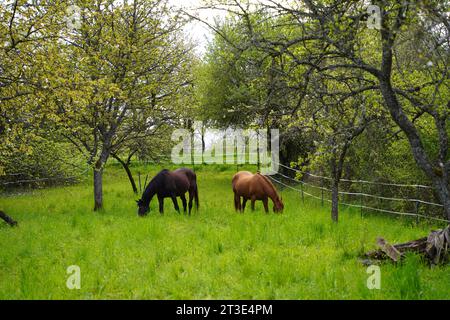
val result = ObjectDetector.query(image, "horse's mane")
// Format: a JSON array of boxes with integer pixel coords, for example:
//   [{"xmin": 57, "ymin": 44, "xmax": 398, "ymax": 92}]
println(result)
[
  {"xmin": 257, "ymin": 173, "xmax": 280, "ymax": 199},
  {"xmin": 141, "ymin": 169, "xmax": 170, "ymax": 202}
]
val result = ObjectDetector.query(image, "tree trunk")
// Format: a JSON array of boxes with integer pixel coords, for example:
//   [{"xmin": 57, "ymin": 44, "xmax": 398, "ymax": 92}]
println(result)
[
  {"xmin": 379, "ymin": 79, "xmax": 450, "ymax": 220},
  {"xmin": 93, "ymin": 164, "xmax": 104, "ymax": 211},
  {"xmin": 201, "ymin": 130, "xmax": 205, "ymax": 154},
  {"xmin": 378, "ymin": 30, "xmax": 450, "ymax": 220},
  {"xmin": 201, "ymin": 123, "xmax": 206, "ymax": 164},
  {"xmin": 112, "ymin": 153, "xmax": 138, "ymax": 194},
  {"xmin": 434, "ymin": 177, "xmax": 450, "ymax": 220},
  {"xmin": 329, "ymin": 142, "xmax": 351, "ymax": 223},
  {"xmin": 92, "ymin": 139, "xmax": 112, "ymax": 211},
  {"xmin": 330, "ymin": 154, "xmax": 340, "ymax": 223}
]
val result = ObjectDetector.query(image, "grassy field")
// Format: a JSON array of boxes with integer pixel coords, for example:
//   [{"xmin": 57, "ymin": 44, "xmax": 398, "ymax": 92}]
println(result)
[{"xmin": 0, "ymin": 164, "xmax": 449, "ymax": 299}]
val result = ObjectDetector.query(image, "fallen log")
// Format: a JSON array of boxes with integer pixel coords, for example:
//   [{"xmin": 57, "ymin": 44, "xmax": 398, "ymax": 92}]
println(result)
[
  {"xmin": 376, "ymin": 237, "xmax": 402, "ymax": 262},
  {"xmin": 0, "ymin": 210, "xmax": 18, "ymax": 227},
  {"xmin": 426, "ymin": 227, "xmax": 450, "ymax": 265},
  {"xmin": 363, "ymin": 225, "xmax": 449, "ymax": 265}
]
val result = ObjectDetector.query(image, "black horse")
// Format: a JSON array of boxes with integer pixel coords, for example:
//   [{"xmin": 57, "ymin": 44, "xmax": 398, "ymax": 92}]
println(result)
[{"xmin": 136, "ymin": 168, "xmax": 199, "ymax": 216}]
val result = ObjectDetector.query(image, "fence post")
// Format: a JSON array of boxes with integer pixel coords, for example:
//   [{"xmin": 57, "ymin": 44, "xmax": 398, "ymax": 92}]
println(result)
[
  {"xmin": 360, "ymin": 183, "xmax": 363, "ymax": 218},
  {"xmin": 415, "ymin": 200, "xmax": 420, "ymax": 225},
  {"xmin": 415, "ymin": 185, "xmax": 421, "ymax": 225},
  {"xmin": 300, "ymin": 182, "xmax": 304, "ymax": 203},
  {"xmin": 321, "ymin": 178, "xmax": 324, "ymax": 207}
]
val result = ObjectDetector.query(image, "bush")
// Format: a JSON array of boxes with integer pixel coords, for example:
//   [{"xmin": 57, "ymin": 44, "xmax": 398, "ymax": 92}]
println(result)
[{"xmin": 0, "ymin": 136, "xmax": 85, "ymax": 190}]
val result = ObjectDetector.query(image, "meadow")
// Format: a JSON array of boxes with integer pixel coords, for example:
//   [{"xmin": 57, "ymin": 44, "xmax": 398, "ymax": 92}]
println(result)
[{"xmin": 0, "ymin": 164, "xmax": 449, "ymax": 300}]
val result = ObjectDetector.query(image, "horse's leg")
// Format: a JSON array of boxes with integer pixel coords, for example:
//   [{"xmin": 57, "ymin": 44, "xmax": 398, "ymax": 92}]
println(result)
[
  {"xmin": 262, "ymin": 197, "xmax": 269, "ymax": 213},
  {"xmin": 188, "ymin": 190, "xmax": 193, "ymax": 215},
  {"xmin": 242, "ymin": 197, "xmax": 248, "ymax": 212},
  {"xmin": 171, "ymin": 195, "xmax": 180, "ymax": 214},
  {"xmin": 158, "ymin": 195, "xmax": 164, "ymax": 214},
  {"xmin": 180, "ymin": 194, "xmax": 187, "ymax": 214},
  {"xmin": 251, "ymin": 196, "xmax": 256, "ymax": 211}
]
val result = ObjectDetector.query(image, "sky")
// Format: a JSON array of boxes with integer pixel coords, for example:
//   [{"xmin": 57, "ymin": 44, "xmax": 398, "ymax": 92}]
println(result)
[
  {"xmin": 169, "ymin": 0, "xmax": 227, "ymax": 57},
  {"xmin": 169, "ymin": 0, "xmax": 293, "ymax": 57}
]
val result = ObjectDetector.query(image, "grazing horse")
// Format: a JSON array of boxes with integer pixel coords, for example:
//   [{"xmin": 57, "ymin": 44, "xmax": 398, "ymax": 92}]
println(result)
[
  {"xmin": 232, "ymin": 171, "xmax": 284, "ymax": 213},
  {"xmin": 136, "ymin": 168, "xmax": 199, "ymax": 216}
]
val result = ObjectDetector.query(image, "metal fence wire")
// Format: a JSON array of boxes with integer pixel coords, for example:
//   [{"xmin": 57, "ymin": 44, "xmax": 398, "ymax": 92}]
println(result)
[{"xmin": 269, "ymin": 162, "xmax": 449, "ymax": 224}]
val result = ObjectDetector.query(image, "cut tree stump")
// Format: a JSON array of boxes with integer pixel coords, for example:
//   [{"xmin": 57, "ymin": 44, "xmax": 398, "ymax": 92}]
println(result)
[
  {"xmin": 0, "ymin": 210, "xmax": 18, "ymax": 227},
  {"xmin": 364, "ymin": 225, "xmax": 449, "ymax": 265}
]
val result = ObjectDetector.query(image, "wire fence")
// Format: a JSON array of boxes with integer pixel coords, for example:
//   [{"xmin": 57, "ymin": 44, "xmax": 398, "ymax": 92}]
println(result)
[
  {"xmin": 274, "ymin": 163, "xmax": 442, "ymax": 207},
  {"xmin": 275, "ymin": 162, "xmax": 435, "ymax": 190},
  {"xmin": 0, "ymin": 168, "xmax": 90, "ymax": 188},
  {"xmin": 268, "ymin": 161, "xmax": 449, "ymax": 224}
]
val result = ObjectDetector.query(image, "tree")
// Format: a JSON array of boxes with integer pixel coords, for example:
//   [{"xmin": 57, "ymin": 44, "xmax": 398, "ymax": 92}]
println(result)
[
  {"xmin": 0, "ymin": 0, "xmax": 62, "ymax": 174},
  {"xmin": 42, "ymin": 0, "xmax": 193, "ymax": 210},
  {"xmin": 297, "ymin": 71, "xmax": 380, "ymax": 221},
  {"xmin": 204, "ymin": 0, "xmax": 450, "ymax": 220}
]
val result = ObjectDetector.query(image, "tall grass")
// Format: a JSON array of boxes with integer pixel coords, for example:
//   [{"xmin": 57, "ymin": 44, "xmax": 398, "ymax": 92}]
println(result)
[{"xmin": 0, "ymin": 164, "xmax": 448, "ymax": 299}]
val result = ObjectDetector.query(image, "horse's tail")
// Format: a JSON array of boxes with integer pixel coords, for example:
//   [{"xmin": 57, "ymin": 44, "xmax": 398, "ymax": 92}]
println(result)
[{"xmin": 188, "ymin": 170, "xmax": 199, "ymax": 210}]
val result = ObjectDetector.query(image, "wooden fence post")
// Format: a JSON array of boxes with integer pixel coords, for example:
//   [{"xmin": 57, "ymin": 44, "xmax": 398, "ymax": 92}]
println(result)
[
  {"xmin": 415, "ymin": 200, "xmax": 420, "ymax": 225},
  {"xmin": 300, "ymin": 182, "xmax": 304, "ymax": 203},
  {"xmin": 321, "ymin": 178, "xmax": 324, "ymax": 207},
  {"xmin": 360, "ymin": 183, "xmax": 364, "ymax": 218}
]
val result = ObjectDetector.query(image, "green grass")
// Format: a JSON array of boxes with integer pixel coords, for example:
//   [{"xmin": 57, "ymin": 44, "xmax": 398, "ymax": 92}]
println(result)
[{"xmin": 0, "ymin": 164, "xmax": 449, "ymax": 299}]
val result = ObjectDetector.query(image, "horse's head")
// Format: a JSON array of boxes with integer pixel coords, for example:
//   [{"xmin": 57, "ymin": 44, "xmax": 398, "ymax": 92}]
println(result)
[
  {"xmin": 136, "ymin": 199, "xmax": 149, "ymax": 216},
  {"xmin": 273, "ymin": 196, "xmax": 284, "ymax": 213}
]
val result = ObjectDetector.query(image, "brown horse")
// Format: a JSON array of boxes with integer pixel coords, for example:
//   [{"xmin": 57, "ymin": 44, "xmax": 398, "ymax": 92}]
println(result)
[{"xmin": 232, "ymin": 171, "xmax": 284, "ymax": 213}]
